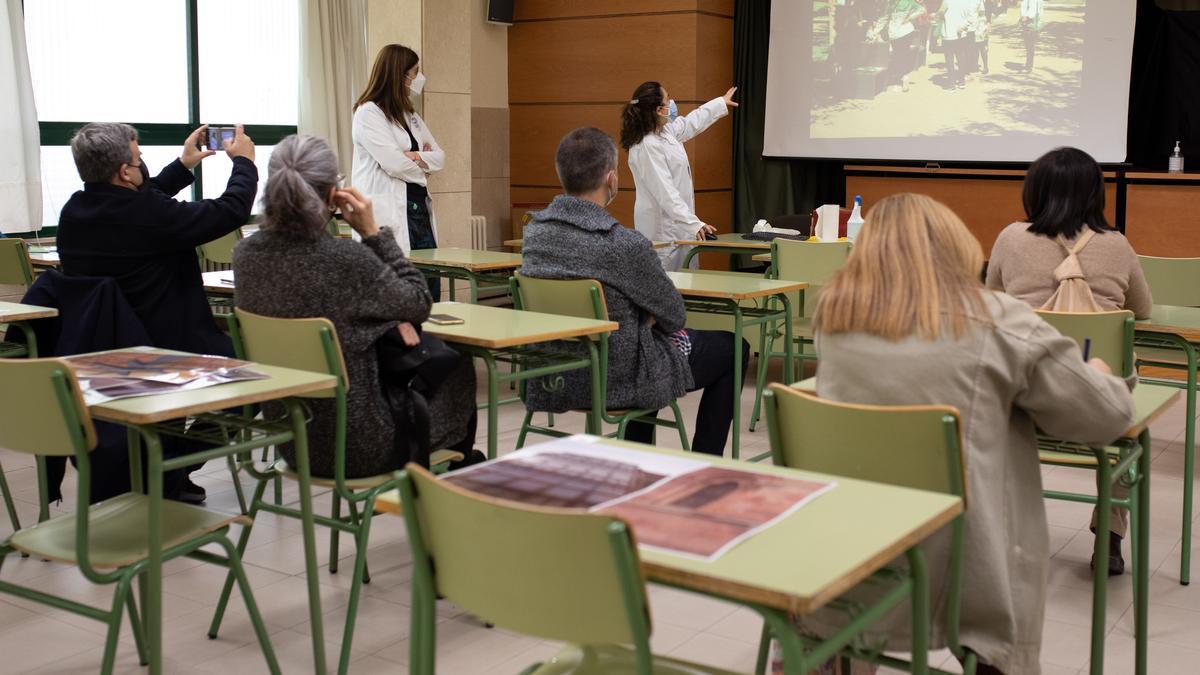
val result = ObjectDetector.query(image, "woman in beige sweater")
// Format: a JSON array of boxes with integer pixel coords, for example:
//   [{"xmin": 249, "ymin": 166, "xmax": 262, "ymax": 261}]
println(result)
[
  {"xmin": 986, "ymin": 146, "xmax": 1152, "ymax": 576},
  {"xmin": 803, "ymin": 193, "xmax": 1134, "ymax": 675}
]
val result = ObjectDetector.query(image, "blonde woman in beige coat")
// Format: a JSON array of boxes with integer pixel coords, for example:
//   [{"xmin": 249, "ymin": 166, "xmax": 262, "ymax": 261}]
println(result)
[{"xmin": 800, "ymin": 194, "xmax": 1135, "ymax": 675}]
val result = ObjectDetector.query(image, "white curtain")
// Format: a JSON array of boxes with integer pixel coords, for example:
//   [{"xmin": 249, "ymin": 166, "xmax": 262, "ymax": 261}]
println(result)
[
  {"xmin": 299, "ymin": 0, "xmax": 368, "ymax": 177},
  {"xmin": 0, "ymin": 0, "xmax": 41, "ymax": 234}
]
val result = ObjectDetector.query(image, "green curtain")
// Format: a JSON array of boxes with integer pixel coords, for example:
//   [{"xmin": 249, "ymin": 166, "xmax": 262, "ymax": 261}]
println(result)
[{"xmin": 733, "ymin": 0, "xmax": 846, "ymax": 230}]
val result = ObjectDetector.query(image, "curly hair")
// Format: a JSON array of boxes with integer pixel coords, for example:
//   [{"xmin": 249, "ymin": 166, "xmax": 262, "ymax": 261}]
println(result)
[{"xmin": 619, "ymin": 81, "xmax": 665, "ymax": 150}]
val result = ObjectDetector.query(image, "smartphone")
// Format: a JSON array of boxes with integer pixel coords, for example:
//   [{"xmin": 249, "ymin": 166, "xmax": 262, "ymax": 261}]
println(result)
[
  {"xmin": 206, "ymin": 126, "xmax": 236, "ymax": 151},
  {"xmin": 427, "ymin": 314, "xmax": 465, "ymax": 326}
]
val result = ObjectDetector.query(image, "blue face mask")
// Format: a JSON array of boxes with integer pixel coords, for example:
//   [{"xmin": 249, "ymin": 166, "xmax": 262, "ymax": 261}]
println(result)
[{"xmin": 668, "ymin": 99, "xmax": 678, "ymax": 121}]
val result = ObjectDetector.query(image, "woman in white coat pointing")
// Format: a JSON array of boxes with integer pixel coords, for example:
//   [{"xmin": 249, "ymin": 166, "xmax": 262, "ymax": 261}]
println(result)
[
  {"xmin": 620, "ymin": 81, "xmax": 738, "ymax": 271},
  {"xmin": 352, "ymin": 44, "xmax": 445, "ymax": 297}
]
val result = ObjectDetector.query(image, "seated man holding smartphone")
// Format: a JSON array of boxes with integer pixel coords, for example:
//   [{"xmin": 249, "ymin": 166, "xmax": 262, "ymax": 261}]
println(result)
[
  {"xmin": 520, "ymin": 127, "xmax": 748, "ymax": 456},
  {"xmin": 55, "ymin": 122, "xmax": 257, "ymax": 503}
]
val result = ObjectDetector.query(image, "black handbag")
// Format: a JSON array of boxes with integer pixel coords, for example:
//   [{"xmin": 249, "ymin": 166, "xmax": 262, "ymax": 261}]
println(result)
[{"xmin": 376, "ymin": 326, "xmax": 462, "ymax": 468}]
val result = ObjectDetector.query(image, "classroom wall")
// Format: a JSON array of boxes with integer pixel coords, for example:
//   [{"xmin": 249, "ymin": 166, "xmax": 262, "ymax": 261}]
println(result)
[
  {"xmin": 367, "ymin": 0, "xmax": 474, "ymax": 253},
  {"xmin": 507, "ymin": 0, "xmax": 735, "ymax": 261},
  {"xmin": 472, "ymin": 1, "xmax": 511, "ymax": 249}
]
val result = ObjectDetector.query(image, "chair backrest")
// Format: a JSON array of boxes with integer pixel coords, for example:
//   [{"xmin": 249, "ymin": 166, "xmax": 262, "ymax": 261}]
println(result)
[
  {"xmin": 197, "ymin": 228, "xmax": 243, "ymax": 270},
  {"xmin": 1138, "ymin": 255, "xmax": 1200, "ymax": 307},
  {"xmin": 0, "ymin": 358, "xmax": 96, "ymax": 457},
  {"xmin": 230, "ymin": 308, "xmax": 348, "ymax": 399},
  {"xmin": 1034, "ymin": 309, "xmax": 1134, "ymax": 377},
  {"xmin": 0, "ymin": 238, "xmax": 35, "ymax": 288},
  {"xmin": 398, "ymin": 465, "xmax": 650, "ymax": 650},
  {"xmin": 764, "ymin": 384, "xmax": 965, "ymax": 500},
  {"xmin": 510, "ymin": 272, "xmax": 609, "ymax": 322},
  {"xmin": 772, "ymin": 239, "xmax": 852, "ymax": 317}
]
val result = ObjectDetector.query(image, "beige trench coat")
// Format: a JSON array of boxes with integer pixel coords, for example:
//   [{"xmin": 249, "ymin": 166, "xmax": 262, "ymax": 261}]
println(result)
[{"xmin": 807, "ymin": 291, "xmax": 1134, "ymax": 674}]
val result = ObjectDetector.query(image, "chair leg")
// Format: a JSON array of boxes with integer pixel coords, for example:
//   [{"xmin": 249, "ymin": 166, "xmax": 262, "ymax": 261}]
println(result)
[
  {"xmin": 345, "ymin": 498, "xmax": 371, "ymax": 584},
  {"xmin": 337, "ymin": 499, "xmax": 377, "ymax": 675},
  {"xmin": 208, "ymin": 477, "xmax": 269, "ymax": 638},
  {"xmin": 754, "ymin": 622, "xmax": 771, "ymax": 675},
  {"xmin": 226, "ymin": 455, "xmax": 249, "ymax": 515},
  {"xmin": 668, "ymin": 400, "xmax": 691, "ymax": 452},
  {"xmin": 749, "ymin": 326, "xmax": 773, "ymax": 432},
  {"xmin": 125, "ymin": 578, "xmax": 149, "ymax": 666},
  {"xmin": 217, "ymin": 535, "xmax": 282, "ymax": 675},
  {"xmin": 515, "ymin": 410, "xmax": 535, "ymax": 449},
  {"xmin": 329, "ymin": 491, "xmax": 342, "ymax": 574},
  {"xmin": 0, "ymin": 459, "xmax": 21, "ymax": 533},
  {"xmin": 100, "ymin": 574, "xmax": 136, "ymax": 675}
]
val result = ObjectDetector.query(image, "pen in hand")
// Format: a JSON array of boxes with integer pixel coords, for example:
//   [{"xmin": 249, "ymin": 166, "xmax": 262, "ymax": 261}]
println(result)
[{"xmin": 1082, "ymin": 338, "xmax": 1091, "ymax": 362}]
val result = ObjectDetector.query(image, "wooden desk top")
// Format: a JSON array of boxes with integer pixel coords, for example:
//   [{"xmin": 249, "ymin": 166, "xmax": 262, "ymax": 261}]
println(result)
[
  {"xmin": 751, "ymin": 253, "xmax": 771, "ymax": 263},
  {"xmin": 1137, "ymin": 305, "xmax": 1200, "ymax": 343},
  {"xmin": 407, "ymin": 248, "xmax": 523, "ymax": 272},
  {"xmin": 28, "ymin": 250, "xmax": 60, "ymax": 268},
  {"xmin": 425, "ymin": 302, "xmax": 617, "ymax": 350},
  {"xmin": 202, "ymin": 270, "xmax": 236, "ymax": 295},
  {"xmin": 0, "ymin": 301, "xmax": 58, "ymax": 322},
  {"xmin": 375, "ymin": 437, "xmax": 962, "ymax": 614},
  {"xmin": 669, "ymin": 271, "xmax": 807, "ymax": 301},
  {"xmin": 673, "ymin": 233, "xmax": 771, "ymax": 250},
  {"xmin": 83, "ymin": 348, "xmax": 336, "ymax": 425},
  {"xmin": 505, "ymin": 238, "xmax": 670, "ymax": 250},
  {"xmin": 792, "ymin": 379, "xmax": 1178, "ymax": 440}
]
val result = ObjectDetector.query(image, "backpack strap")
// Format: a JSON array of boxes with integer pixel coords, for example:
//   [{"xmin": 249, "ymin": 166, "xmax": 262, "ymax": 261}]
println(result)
[{"xmin": 1057, "ymin": 229, "xmax": 1096, "ymax": 256}]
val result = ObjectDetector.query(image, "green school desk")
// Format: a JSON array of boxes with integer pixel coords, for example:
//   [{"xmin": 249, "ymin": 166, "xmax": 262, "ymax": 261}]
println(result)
[{"xmin": 407, "ymin": 248, "xmax": 523, "ymax": 303}]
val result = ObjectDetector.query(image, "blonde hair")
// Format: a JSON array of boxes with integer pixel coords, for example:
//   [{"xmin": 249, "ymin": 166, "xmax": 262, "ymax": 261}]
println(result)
[{"xmin": 815, "ymin": 193, "xmax": 986, "ymax": 340}]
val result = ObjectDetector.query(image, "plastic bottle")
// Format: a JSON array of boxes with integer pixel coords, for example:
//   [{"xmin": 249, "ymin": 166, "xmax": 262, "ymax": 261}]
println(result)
[
  {"xmin": 846, "ymin": 195, "xmax": 865, "ymax": 241},
  {"xmin": 1170, "ymin": 141, "xmax": 1185, "ymax": 174}
]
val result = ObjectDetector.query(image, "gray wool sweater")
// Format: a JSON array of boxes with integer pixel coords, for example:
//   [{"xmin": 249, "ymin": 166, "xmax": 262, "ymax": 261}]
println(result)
[
  {"xmin": 520, "ymin": 195, "xmax": 693, "ymax": 412},
  {"xmin": 232, "ymin": 226, "xmax": 475, "ymax": 478}
]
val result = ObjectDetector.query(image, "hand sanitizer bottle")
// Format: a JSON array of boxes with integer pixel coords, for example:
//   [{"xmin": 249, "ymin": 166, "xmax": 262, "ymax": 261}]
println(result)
[
  {"xmin": 1170, "ymin": 141, "xmax": 1185, "ymax": 174},
  {"xmin": 846, "ymin": 195, "xmax": 865, "ymax": 241}
]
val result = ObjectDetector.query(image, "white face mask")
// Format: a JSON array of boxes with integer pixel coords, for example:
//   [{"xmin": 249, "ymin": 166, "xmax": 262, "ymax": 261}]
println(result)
[
  {"xmin": 605, "ymin": 172, "xmax": 618, "ymax": 207},
  {"xmin": 408, "ymin": 71, "xmax": 426, "ymax": 96}
]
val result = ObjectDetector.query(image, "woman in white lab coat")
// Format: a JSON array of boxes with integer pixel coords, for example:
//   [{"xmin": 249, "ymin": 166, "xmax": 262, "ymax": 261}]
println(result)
[
  {"xmin": 620, "ymin": 81, "xmax": 738, "ymax": 271},
  {"xmin": 352, "ymin": 44, "xmax": 445, "ymax": 297}
]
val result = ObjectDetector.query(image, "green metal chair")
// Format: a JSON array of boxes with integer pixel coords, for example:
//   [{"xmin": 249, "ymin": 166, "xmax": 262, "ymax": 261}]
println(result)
[
  {"xmin": 208, "ymin": 308, "xmax": 462, "ymax": 675},
  {"xmin": 0, "ymin": 358, "xmax": 279, "ymax": 675},
  {"xmin": 510, "ymin": 272, "xmax": 691, "ymax": 450},
  {"xmin": 0, "ymin": 238, "xmax": 38, "ymax": 359},
  {"xmin": 396, "ymin": 463, "xmax": 744, "ymax": 675},
  {"xmin": 757, "ymin": 384, "xmax": 971, "ymax": 674},
  {"xmin": 749, "ymin": 239, "xmax": 851, "ymax": 431},
  {"xmin": 1133, "ymin": 255, "xmax": 1200, "ymax": 584},
  {"xmin": 196, "ymin": 227, "xmax": 242, "ymax": 271}
]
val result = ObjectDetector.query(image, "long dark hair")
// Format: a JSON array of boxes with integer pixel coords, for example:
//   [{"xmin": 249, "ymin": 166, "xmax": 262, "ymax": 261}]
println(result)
[
  {"xmin": 620, "ymin": 81, "xmax": 664, "ymax": 150},
  {"xmin": 354, "ymin": 44, "xmax": 419, "ymax": 126},
  {"xmin": 1022, "ymin": 146, "xmax": 1112, "ymax": 238}
]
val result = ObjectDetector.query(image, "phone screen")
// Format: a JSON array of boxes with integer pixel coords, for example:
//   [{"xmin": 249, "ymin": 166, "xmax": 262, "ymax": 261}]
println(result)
[
  {"xmin": 427, "ymin": 314, "xmax": 464, "ymax": 325},
  {"xmin": 206, "ymin": 127, "xmax": 235, "ymax": 151}
]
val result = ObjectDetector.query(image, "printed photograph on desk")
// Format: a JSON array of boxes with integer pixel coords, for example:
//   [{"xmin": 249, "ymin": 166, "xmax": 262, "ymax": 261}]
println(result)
[
  {"xmin": 65, "ymin": 347, "xmax": 267, "ymax": 405},
  {"xmin": 443, "ymin": 436, "xmax": 837, "ymax": 560}
]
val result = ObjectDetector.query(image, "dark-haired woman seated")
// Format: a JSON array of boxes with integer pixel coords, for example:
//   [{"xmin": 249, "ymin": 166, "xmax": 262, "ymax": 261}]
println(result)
[
  {"xmin": 986, "ymin": 145, "xmax": 1152, "ymax": 576},
  {"xmin": 233, "ymin": 134, "xmax": 477, "ymax": 479}
]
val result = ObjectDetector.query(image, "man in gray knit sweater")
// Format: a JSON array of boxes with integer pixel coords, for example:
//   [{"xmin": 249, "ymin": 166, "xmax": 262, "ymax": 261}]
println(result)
[{"xmin": 520, "ymin": 127, "xmax": 747, "ymax": 456}]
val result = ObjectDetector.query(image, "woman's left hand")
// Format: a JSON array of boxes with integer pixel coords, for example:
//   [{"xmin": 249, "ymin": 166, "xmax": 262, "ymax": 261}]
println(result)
[
  {"xmin": 722, "ymin": 86, "xmax": 739, "ymax": 109},
  {"xmin": 397, "ymin": 322, "xmax": 420, "ymax": 347}
]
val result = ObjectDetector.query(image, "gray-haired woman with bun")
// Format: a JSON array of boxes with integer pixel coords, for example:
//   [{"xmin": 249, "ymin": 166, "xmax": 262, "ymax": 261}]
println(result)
[{"xmin": 232, "ymin": 134, "xmax": 478, "ymax": 479}]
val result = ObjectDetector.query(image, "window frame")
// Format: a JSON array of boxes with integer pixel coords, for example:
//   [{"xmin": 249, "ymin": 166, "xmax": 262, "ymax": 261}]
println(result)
[{"xmin": 24, "ymin": 0, "xmax": 298, "ymax": 236}]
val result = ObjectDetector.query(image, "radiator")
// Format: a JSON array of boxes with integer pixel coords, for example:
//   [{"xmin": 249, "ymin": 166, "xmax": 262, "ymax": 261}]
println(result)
[{"xmin": 469, "ymin": 215, "xmax": 487, "ymax": 249}]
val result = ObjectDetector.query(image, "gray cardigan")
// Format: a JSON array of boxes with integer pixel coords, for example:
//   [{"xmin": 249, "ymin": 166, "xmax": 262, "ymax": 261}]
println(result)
[
  {"xmin": 520, "ymin": 195, "xmax": 692, "ymax": 412},
  {"xmin": 233, "ymin": 226, "xmax": 471, "ymax": 478}
]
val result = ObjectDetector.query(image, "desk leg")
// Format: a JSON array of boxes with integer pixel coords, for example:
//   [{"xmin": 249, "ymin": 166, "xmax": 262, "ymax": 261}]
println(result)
[
  {"xmin": 681, "ymin": 246, "xmax": 702, "ymax": 269},
  {"xmin": 906, "ymin": 546, "xmax": 930, "ymax": 675},
  {"xmin": 1089, "ymin": 447, "xmax": 1112, "ymax": 675},
  {"xmin": 1182, "ymin": 343, "xmax": 1196, "ymax": 586},
  {"xmin": 468, "ymin": 274, "xmax": 478, "ymax": 304},
  {"xmin": 137, "ymin": 428, "xmax": 164, "ymax": 675},
  {"xmin": 482, "ymin": 352, "xmax": 500, "ymax": 459},
  {"xmin": 1136, "ymin": 429, "xmax": 1151, "ymax": 675},
  {"xmin": 285, "ymin": 399, "xmax": 327, "ymax": 673},
  {"xmin": 779, "ymin": 293, "xmax": 795, "ymax": 391},
  {"xmin": 731, "ymin": 303, "xmax": 744, "ymax": 459}
]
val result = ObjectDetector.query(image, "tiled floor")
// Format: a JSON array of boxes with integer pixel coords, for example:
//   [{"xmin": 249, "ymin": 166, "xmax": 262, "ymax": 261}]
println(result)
[{"xmin": 1, "ymin": 358, "xmax": 1199, "ymax": 674}]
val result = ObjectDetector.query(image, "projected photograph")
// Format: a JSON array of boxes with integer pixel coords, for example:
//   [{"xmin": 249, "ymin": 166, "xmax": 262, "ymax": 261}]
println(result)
[{"xmin": 809, "ymin": 0, "xmax": 1083, "ymax": 139}]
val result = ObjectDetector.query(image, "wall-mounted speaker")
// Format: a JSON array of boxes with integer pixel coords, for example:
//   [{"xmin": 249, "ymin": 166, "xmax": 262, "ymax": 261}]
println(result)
[{"xmin": 486, "ymin": 0, "xmax": 513, "ymax": 25}]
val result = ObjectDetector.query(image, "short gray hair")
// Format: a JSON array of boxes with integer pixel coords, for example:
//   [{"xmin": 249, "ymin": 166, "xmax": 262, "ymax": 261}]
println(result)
[
  {"xmin": 70, "ymin": 123, "xmax": 138, "ymax": 183},
  {"xmin": 555, "ymin": 127, "xmax": 617, "ymax": 195},
  {"xmin": 261, "ymin": 134, "xmax": 339, "ymax": 240}
]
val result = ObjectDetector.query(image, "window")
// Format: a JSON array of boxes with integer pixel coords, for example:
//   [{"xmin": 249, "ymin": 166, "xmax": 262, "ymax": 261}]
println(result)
[{"xmin": 23, "ymin": 0, "xmax": 299, "ymax": 232}]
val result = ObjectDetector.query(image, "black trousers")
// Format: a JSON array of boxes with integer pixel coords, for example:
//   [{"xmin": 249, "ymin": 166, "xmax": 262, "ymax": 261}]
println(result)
[
  {"xmin": 407, "ymin": 199, "xmax": 440, "ymax": 299},
  {"xmin": 625, "ymin": 329, "xmax": 750, "ymax": 456}
]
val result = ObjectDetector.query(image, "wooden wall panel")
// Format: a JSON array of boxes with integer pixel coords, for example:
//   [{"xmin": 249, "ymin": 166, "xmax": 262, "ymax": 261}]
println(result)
[
  {"xmin": 846, "ymin": 174, "xmax": 1117, "ymax": 254},
  {"xmin": 696, "ymin": 13, "xmax": 735, "ymax": 98},
  {"xmin": 515, "ymin": 0, "xmax": 732, "ymax": 21},
  {"xmin": 1126, "ymin": 183, "xmax": 1200, "ymax": 257},
  {"xmin": 510, "ymin": 15, "xmax": 701, "ymax": 103}
]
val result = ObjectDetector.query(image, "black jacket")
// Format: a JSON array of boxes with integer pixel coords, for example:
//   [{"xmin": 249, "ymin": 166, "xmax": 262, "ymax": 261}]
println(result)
[{"xmin": 55, "ymin": 156, "xmax": 258, "ymax": 357}]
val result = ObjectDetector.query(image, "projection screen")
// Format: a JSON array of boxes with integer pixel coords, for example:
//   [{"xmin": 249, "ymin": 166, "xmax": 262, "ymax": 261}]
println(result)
[{"xmin": 764, "ymin": 1, "xmax": 1137, "ymax": 163}]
